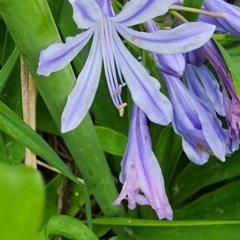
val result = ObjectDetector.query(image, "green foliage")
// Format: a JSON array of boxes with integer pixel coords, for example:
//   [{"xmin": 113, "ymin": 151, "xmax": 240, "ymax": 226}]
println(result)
[
  {"xmin": 0, "ymin": 162, "xmax": 44, "ymax": 240},
  {"xmin": 37, "ymin": 215, "xmax": 98, "ymax": 240},
  {"xmin": 213, "ymin": 38, "xmax": 240, "ymax": 96},
  {"xmin": 183, "ymin": 0, "xmax": 204, "ymax": 21},
  {"xmin": 0, "ymin": 0, "xmax": 240, "ymax": 239}
]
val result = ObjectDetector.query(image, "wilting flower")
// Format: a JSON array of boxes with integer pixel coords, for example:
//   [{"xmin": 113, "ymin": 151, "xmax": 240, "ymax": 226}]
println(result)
[
  {"xmin": 183, "ymin": 64, "xmax": 225, "ymax": 116},
  {"xmin": 113, "ymin": 104, "xmax": 173, "ymax": 220},
  {"xmin": 202, "ymin": 40, "xmax": 240, "ymax": 141},
  {"xmin": 162, "ymin": 72, "xmax": 229, "ymax": 165},
  {"xmin": 203, "ymin": 0, "xmax": 240, "ymax": 38},
  {"xmin": 37, "ymin": 0, "xmax": 216, "ymax": 133}
]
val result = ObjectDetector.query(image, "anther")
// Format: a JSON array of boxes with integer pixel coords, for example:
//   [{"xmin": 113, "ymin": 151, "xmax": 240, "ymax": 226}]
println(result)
[
  {"xmin": 117, "ymin": 103, "xmax": 128, "ymax": 117},
  {"xmin": 196, "ymin": 142, "xmax": 204, "ymax": 154}
]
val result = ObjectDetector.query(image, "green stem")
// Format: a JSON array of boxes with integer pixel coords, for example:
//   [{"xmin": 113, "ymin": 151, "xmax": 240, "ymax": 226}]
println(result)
[
  {"xmin": 169, "ymin": 10, "xmax": 188, "ymax": 23},
  {"xmin": 170, "ymin": 5, "xmax": 225, "ymax": 18},
  {"xmin": 0, "ymin": 0, "xmax": 124, "ymax": 217}
]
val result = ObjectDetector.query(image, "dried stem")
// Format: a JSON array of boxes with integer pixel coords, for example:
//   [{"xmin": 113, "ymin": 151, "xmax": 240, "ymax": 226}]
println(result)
[
  {"xmin": 20, "ymin": 57, "xmax": 37, "ymax": 169},
  {"xmin": 36, "ymin": 159, "xmax": 85, "ymax": 185}
]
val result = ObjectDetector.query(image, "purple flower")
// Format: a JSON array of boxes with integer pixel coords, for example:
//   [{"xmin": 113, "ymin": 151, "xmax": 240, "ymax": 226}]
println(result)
[
  {"xmin": 37, "ymin": 0, "xmax": 216, "ymax": 133},
  {"xmin": 146, "ymin": 20, "xmax": 185, "ymax": 77},
  {"xmin": 183, "ymin": 64, "xmax": 225, "ymax": 116},
  {"xmin": 162, "ymin": 73, "xmax": 229, "ymax": 165},
  {"xmin": 204, "ymin": 0, "xmax": 240, "ymax": 38},
  {"xmin": 203, "ymin": 40, "xmax": 240, "ymax": 141},
  {"xmin": 184, "ymin": 48, "xmax": 207, "ymax": 67},
  {"xmin": 113, "ymin": 104, "xmax": 173, "ymax": 220}
]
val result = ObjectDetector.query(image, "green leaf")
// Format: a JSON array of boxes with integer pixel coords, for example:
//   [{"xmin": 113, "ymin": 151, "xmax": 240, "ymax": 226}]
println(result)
[
  {"xmin": 213, "ymin": 38, "xmax": 240, "ymax": 96},
  {"xmin": 0, "ymin": 162, "xmax": 44, "ymax": 240},
  {"xmin": 0, "ymin": 101, "xmax": 78, "ymax": 184},
  {"xmin": 43, "ymin": 174, "xmax": 64, "ymax": 224},
  {"xmin": 36, "ymin": 94, "xmax": 60, "ymax": 136},
  {"xmin": 109, "ymin": 237, "xmax": 133, "ymax": 240},
  {"xmin": 175, "ymin": 181, "xmax": 240, "ymax": 220},
  {"xmin": 37, "ymin": 215, "xmax": 98, "ymax": 240},
  {"xmin": 154, "ymin": 125, "xmax": 182, "ymax": 187},
  {"xmin": 169, "ymin": 150, "xmax": 240, "ymax": 208},
  {"xmin": 92, "ymin": 218, "xmax": 240, "ymax": 240},
  {"xmin": 182, "ymin": 0, "xmax": 204, "ymax": 21},
  {"xmin": 67, "ymin": 181, "xmax": 86, "ymax": 217},
  {"xmin": 0, "ymin": 47, "xmax": 19, "ymax": 90},
  {"xmin": 0, "ymin": 57, "xmax": 25, "ymax": 164},
  {"xmin": 95, "ymin": 126, "xmax": 127, "ymax": 157}
]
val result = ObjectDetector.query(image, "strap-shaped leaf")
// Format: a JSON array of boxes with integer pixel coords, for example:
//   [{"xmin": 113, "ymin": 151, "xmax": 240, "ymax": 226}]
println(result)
[
  {"xmin": 0, "ymin": 47, "xmax": 19, "ymax": 90},
  {"xmin": 92, "ymin": 217, "xmax": 240, "ymax": 240},
  {"xmin": 0, "ymin": 100, "xmax": 79, "ymax": 184},
  {"xmin": 37, "ymin": 215, "xmax": 98, "ymax": 240}
]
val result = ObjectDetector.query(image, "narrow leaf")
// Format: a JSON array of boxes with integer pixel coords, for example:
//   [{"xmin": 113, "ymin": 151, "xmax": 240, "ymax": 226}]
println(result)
[
  {"xmin": 213, "ymin": 38, "xmax": 240, "ymax": 96},
  {"xmin": 0, "ymin": 47, "xmax": 19, "ymax": 90},
  {"xmin": 37, "ymin": 215, "xmax": 98, "ymax": 240},
  {"xmin": 0, "ymin": 101, "xmax": 78, "ymax": 184}
]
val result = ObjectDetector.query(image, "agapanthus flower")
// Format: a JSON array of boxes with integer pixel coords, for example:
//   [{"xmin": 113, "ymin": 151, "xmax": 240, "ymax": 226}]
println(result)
[
  {"xmin": 162, "ymin": 72, "xmax": 229, "ymax": 165},
  {"xmin": 37, "ymin": 0, "xmax": 216, "ymax": 133},
  {"xmin": 202, "ymin": 40, "xmax": 240, "ymax": 141},
  {"xmin": 184, "ymin": 47, "xmax": 207, "ymax": 67},
  {"xmin": 146, "ymin": 20, "xmax": 185, "ymax": 77},
  {"xmin": 113, "ymin": 104, "xmax": 173, "ymax": 220},
  {"xmin": 203, "ymin": 0, "xmax": 240, "ymax": 38},
  {"xmin": 183, "ymin": 64, "xmax": 225, "ymax": 116}
]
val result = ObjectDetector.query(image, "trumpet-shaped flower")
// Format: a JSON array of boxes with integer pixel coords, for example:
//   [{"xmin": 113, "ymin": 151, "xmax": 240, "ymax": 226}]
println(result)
[
  {"xmin": 37, "ymin": 0, "xmax": 216, "ymax": 133},
  {"xmin": 183, "ymin": 64, "xmax": 225, "ymax": 116},
  {"xmin": 162, "ymin": 73, "xmax": 228, "ymax": 165},
  {"xmin": 204, "ymin": 0, "xmax": 240, "ymax": 38},
  {"xmin": 113, "ymin": 104, "xmax": 173, "ymax": 220}
]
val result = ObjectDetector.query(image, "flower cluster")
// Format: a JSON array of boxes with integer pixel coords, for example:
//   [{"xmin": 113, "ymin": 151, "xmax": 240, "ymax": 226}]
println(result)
[{"xmin": 37, "ymin": 0, "xmax": 240, "ymax": 220}]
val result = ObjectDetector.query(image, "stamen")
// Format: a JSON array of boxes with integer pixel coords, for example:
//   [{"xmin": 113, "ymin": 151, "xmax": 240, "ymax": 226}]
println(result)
[
  {"xmin": 117, "ymin": 103, "xmax": 128, "ymax": 117},
  {"xmin": 196, "ymin": 142, "xmax": 204, "ymax": 154}
]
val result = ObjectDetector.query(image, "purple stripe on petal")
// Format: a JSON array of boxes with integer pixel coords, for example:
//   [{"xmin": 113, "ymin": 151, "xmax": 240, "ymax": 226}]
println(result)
[
  {"xmin": 37, "ymin": 28, "xmax": 94, "ymax": 76},
  {"xmin": 184, "ymin": 64, "xmax": 225, "ymax": 116},
  {"xmin": 114, "ymin": 104, "xmax": 173, "ymax": 220},
  {"xmin": 204, "ymin": 0, "xmax": 240, "ymax": 38},
  {"xmin": 96, "ymin": 0, "xmax": 114, "ymax": 16},
  {"xmin": 61, "ymin": 29, "xmax": 102, "ymax": 133},
  {"xmin": 115, "ymin": 22, "xmax": 215, "ymax": 54},
  {"xmin": 146, "ymin": 20, "xmax": 186, "ymax": 77},
  {"xmin": 69, "ymin": 0, "xmax": 103, "ymax": 29},
  {"xmin": 111, "ymin": 0, "xmax": 175, "ymax": 26},
  {"xmin": 163, "ymin": 73, "xmax": 227, "ymax": 164},
  {"xmin": 199, "ymin": 14, "xmax": 228, "ymax": 33},
  {"xmin": 112, "ymin": 28, "xmax": 173, "ymax": 125}
]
